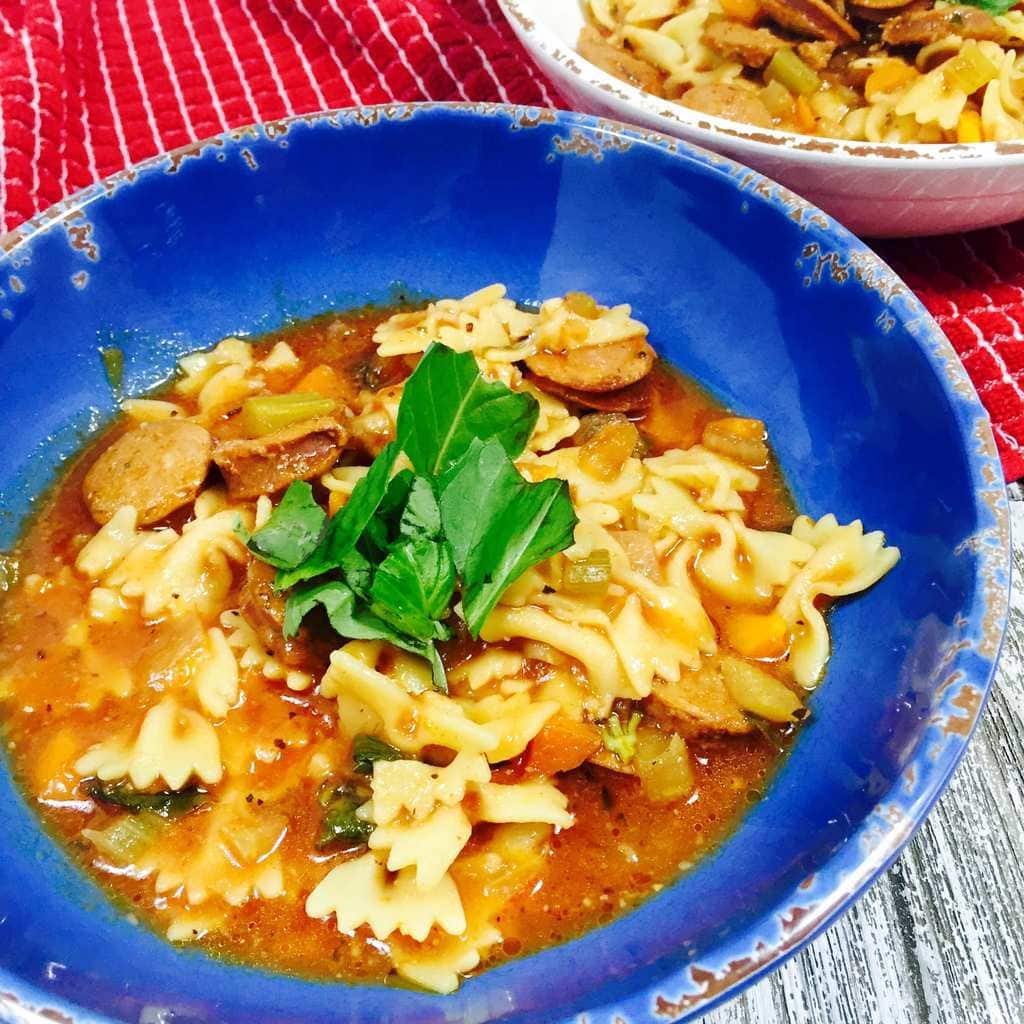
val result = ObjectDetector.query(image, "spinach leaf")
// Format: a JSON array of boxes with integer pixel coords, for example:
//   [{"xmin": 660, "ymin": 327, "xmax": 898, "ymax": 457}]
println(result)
[
  {"xmin": 317, "ymin": 786, "xmax": 374, "ymax": 849},
  {"xmin": 396, "ymin": 344, "xmax": 540, "ymax": 476},
  {"xmin": 247, "ymin": 481, "xmax": 326, "ymax": 570},
  {"xmin": 352, "ymin": 734, "xmax": 402, "ymax": 774},
  {"xmin": 439, "ymin": 437, "xmax": 577, "ymax": 636},
  {"xmin": 87, "ymin": 780, "xmax": 206, "ymax": 818},
  {"xmin": 275, "ymin": 443, "xmax": 401, "ymax": 589}
]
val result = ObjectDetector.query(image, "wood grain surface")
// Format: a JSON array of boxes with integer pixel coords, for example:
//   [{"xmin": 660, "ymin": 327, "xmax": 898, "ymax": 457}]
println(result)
[{"xmin": 702, "ymin": 492, "xmax": 1024, "ymax": 1024}]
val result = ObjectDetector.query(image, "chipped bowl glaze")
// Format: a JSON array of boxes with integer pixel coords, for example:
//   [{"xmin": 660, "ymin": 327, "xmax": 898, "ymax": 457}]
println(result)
[
  {"xmin": 498, "ymin": 0, "xmax": 1024, "ymax": 237},
  {"xmin": 0, "ymin": 104, "xmax": 1010, "ymax": 1023}
]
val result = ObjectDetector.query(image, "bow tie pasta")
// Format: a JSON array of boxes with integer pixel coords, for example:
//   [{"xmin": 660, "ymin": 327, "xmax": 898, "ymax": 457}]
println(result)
[{"xmin": 0, "ymin": 286, "xmax": 897, "ymax": 993}]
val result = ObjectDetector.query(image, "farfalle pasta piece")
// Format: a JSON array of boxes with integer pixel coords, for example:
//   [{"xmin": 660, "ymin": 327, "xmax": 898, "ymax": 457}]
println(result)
[
  {"xmin": 448, "ymin": 649, "xmax": 525, "ymax": 692},
  {"xmin": 456, "ymin": 692, "xmax": 561, "ymax": 763},
  {"xmin": 473, "ymin": 780, "xmax": 575, "ymax": 829},
  {"xmin": 696, "ymin": 512, "xmax": 814, "ymax": 605},
  {"xmin": 528, "ymin": 446, "xmax": 645, "ymax": 523},
  {"xmin": 78, "ymin": 503, "xmax": 251, "ymax": 621},
  {"xmin": 374, "ymin": 284, "xmax": 537, "ymax": 363},
  {"xmin": 306, "ymin": 854, "xmax": 466, "ymax": 943},
  {"xmin": 370, "ymin": 751, "xmax": 491, "ymax": 825},
  {"xmin": 392, "ymin": 919, "xmax": 501, "ymax": 995},
  {"xmin": 75, "ymin": 696, "xmax": 222, "ymax": 790},
  {"xmin": 368, "ymin": 804, "xmax": 473, "ymax": 890},
  {"xmin": 320, "ymin": 648, "xmax": 498, "ymax": 755},
  {"xmin": 776, "ymin": 515, "xmax": 900, "ymax": 686},
  {"xmin": 220, "ymin": 609, "xmax": 313, "ymax": 693},
  {"xmin": 480, "ymin": 604, "xmax": 625, "ymax": 709},
  {"xmin": 192, "ymin": 627, "xmax": 239, "ymax": 719},
  {"xmin": 521, "ymin": 381, "xmax": 580, "ymax": 454},
  {"xmin": 644, "ymin": 447, "xmax": 758, "ymax": 512},
  {"xmin": 152, "ymin": 793, "xmax": 288, "ymax": 906},
  {"xmin": 606, "ymin": 593, "xmax": 703, "ymax": 699}
]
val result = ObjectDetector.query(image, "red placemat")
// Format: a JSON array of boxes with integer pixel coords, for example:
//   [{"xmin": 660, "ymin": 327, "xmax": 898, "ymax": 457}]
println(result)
[{"xmin": 1, "ymin": 0, "xmax": 1021, "ymax": 480}]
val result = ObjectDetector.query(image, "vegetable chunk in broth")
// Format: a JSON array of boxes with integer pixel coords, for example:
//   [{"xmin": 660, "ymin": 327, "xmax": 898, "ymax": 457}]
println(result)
[{"xmin": 0, "ymin": 285, "xmax": 899, "ymax": 993}]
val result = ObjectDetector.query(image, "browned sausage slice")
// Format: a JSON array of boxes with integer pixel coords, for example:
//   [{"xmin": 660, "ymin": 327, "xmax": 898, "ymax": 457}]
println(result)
[
  {"xmin": 525, "ymin": 337, "xmax": 656, "ymax": 394},
  {"xmin": 84, "ymin": 420, "xmax": 213, "ymax": 525},
  {"xmin": 240, "ymin": 558, "xmax": 333, "ymax": 672},
  {"xmin": 526, "ymin": 371, "xmax": 652, "ymax": 412},
  {"xmin": 212, "ymin": 416, "xmax": 347, "ymax": 499},
  {"xmin": 679, "ymin": 83, "xmax": 774, "ymax": 129},
  {"xmin": 760, "ymin": 0, "xmax": 860, "ymax": 43},
  {"xmin": 881, "ymin": 4, "xmax": 1002, "ymax": 45},
  {"xmin": 577, "ymin": 24, "xmax": 665, "ymax": 96},
  {"xmin": 702, "ymin": 21, "xmax": 790, "ymax": 68}
]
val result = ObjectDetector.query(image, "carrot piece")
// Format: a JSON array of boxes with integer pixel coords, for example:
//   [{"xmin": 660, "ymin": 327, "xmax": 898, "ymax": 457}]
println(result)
[
  {"xmin": 293, "ymin": 364, "xmax": 347, "ymax": 400},
  {"xmin": 720, "ymin": 0, "xmax": 761, "ymax": 23},
  {"xmin": 722, "ymin": 610, "xmax": 789, "ymax": 660},
  {"xmin": 957, "ymin": 109, "xmax": 983, "ymax": 144},
  {"xmin": 794, "ymin": 95, "xmax": 817, "ymax": 134},
  {"xmin": 864, "ymin": 59, "xmax": 917, "ymax": 102},
  {"xmin": 523, "ymin": 715, "xmax": 603, "ymax": 776}
]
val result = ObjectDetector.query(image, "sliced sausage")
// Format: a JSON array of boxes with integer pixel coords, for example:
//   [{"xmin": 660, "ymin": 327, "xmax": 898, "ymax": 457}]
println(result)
[
  {"xmin": 84, "ymin": 420, "xmax": 213, "ymax": 525},
  {"xmin": 526, "ymin": 371, "xmax": 652, "ymax": 412},
  {"xmin": 577, "ymin": 24, "xmax": 664, "ymax": 96},
  {"xmin": 679, "ymin": 83, "xmax": 774, "ymax": 129},
  {"xmin": 702, "ymin": 20, "xmax": 790, "ymax": 68},
  {"xmin": 760, "ymin": 0, "xmax": 860, "ymax": 43},
  {"xmin": 240, "ymin": 558, "xmax": 333, "ymax": 672},
  {"xmin": 212, "ymin": 416, "xmax": 347, "ymax": 499},
  {"xmin": 881, "ymin": 4, "xmax": 1002, "ymax": 45},
  {"xmin": 525, "ymin": 336, "xmax": 656, "ymax": 394}
]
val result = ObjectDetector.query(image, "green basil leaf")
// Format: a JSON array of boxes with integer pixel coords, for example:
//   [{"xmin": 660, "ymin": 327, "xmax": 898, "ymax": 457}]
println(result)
[
  {"xmin": 959, "ymin": 0, "xmax": 1015, "ymax": 14},
  {"xmin": 284, "ymin": 577, "xmax": 448, "ymax": 692},
  {"xmin": 247, "ymin": 481, "xmax": 327, "ymax": 570},
  {"xmin": 369, "ymin": 536, "xmax": 456, "ymax": 641},
  {"xmin": 275, "ymin": 443, "xmax": 400, "ymax": 589},
  {"xmin": 352, "ymin": 734, "xmax": 402, "ymax": 774},
  {"xmin": 399, "ymin": 476, "xmax": 443, "ymax": 540},
  {"xmin": 396, "ymin": 343, "xmax": 539, "ymax": 476},
  {"xmin": 439, "ymin": 437, "xmax": 577, "ymax": 636}
]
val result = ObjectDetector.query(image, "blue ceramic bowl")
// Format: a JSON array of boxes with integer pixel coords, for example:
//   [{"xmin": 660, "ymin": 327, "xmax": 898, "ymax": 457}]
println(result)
[{"xmin": 0, "ymin": 105, "xmax": 1009, "ymax": 1024}]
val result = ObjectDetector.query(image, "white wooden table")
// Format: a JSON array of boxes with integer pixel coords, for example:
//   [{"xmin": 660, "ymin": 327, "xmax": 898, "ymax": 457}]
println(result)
[{"xmin": 702, "ymin": 490, "xmax": 1024, "ymax": 1024}]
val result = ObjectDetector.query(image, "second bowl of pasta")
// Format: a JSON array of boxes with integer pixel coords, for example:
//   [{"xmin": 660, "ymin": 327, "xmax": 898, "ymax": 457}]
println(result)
[{"xmin": 499, "ymin": 0, "xmax": 1024, "ymax": 236}]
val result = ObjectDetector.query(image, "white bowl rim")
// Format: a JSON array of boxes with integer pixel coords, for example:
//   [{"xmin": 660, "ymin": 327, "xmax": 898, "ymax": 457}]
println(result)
[{"xmin": 499, "ymin": 0, "xmax": 1024, "ymax": 168}]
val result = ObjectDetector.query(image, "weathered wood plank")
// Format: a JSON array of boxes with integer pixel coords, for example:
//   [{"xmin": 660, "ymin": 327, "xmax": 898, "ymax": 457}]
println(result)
[{"xmin": 701, "ymin": 499, "xmax": 1024, "ymax": 1024}]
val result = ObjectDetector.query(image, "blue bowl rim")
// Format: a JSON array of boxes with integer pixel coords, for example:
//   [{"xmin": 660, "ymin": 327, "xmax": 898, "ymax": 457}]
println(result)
[{"xmin": 0, "ymin": 102, "xmax": 1011, "ymax": 1024}]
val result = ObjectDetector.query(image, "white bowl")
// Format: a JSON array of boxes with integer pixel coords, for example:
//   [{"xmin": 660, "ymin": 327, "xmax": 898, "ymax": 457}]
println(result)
[{"xmin": 498, "ymin": 0, "xmax": 1024, "ymax": 237}]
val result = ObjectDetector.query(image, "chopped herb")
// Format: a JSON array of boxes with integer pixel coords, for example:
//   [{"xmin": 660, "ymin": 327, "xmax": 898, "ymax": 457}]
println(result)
[
  {"xmin": 438, "ymin": 437, "xmax": 576, "ymax": 636},
  {"xmin": 317, "ymin": 786, "xmax": 374, "ymax": 849},
  {"xmin": 396, "ymin": 343, "xmax": 540, "ymax": 476},
  {"xmin": 86, "ymin": 780, "xmax": 206, "ymax": 818},
  {"xmin": 99, "ymin": 346, "xmax": 124, "ymax": 393},
  {"xmin": 274, "ymin": 443, "xmax": 400, "ymax": 590},
  {"xmin": 247, "ymin": 482, "xmax": 326, "ymax": 570},
  {"xmin": 960, "ymin": 0, "xmax": 1016, "ymax": 14},
  {"xmin": 352, "ymin": 734, "xmax": 402, "ymax": 774},
  {"xmin": 252, "ymin": 342, "xmax": 577, "ymax": 690},
  {"xmin": 599, "ymin": 712, "xmax": 642, "ymax": 763}
]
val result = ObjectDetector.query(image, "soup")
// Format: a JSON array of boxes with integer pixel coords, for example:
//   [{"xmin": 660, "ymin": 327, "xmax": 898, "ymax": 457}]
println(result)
[
  {"xmin": 581, "ymin": 0, "xmax": 1024, "ymax": 143},
  {"xmin": 0, "ymin": 285, "xmax": 899, "ymax": 992}
]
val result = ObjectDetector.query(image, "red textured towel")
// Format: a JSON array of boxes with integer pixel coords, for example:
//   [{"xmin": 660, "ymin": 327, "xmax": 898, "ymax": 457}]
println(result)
[{"xmin": 0, "ymin": 0, "xmax": 1021, "ymax": 480}]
